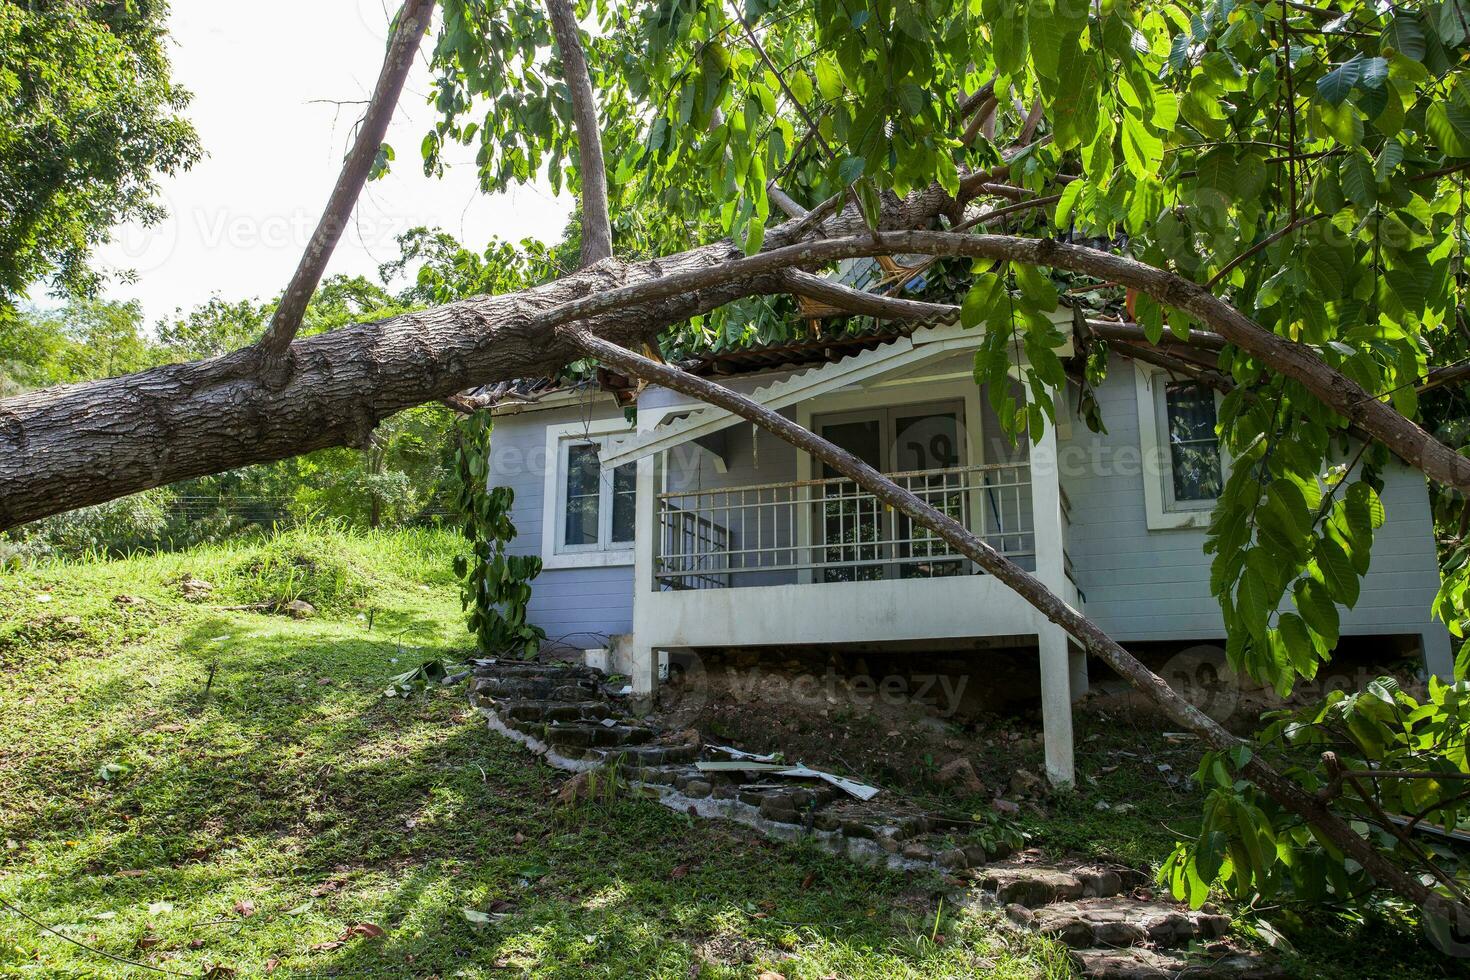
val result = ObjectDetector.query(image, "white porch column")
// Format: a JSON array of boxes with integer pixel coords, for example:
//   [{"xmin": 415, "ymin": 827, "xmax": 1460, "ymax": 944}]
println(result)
[
  {"xmin": 1029, "ymin": 414, "xmax": 1078, "ymax": 786},
  {"xmin": 628, "ymin": 405, "xmax": 661, "ymax": 698}
]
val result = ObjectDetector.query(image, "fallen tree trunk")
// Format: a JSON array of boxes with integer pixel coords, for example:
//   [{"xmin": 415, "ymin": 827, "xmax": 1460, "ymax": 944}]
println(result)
[
  {"xmin": 7, "ymin": 218, "xmax": 1470, "ymax": 529},
  {"xmin": 571, "ymin": 327, "xmax": 1460, "ymax": 921},
  {"xmin": 0, "ymin": 188, "xmax": 952, "ymax": 530}
]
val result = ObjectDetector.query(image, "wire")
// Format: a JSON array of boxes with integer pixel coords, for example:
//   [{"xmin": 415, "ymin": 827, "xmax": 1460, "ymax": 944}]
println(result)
[{"xmin": 0, "ymin": 894, "xmax": 193, "ymax": 976}]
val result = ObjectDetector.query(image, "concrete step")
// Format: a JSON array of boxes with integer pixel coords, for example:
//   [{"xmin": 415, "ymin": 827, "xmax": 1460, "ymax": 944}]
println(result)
[{"xmin": 1071, "ymin": 947, "xmax": 1282, "ymax": 979}]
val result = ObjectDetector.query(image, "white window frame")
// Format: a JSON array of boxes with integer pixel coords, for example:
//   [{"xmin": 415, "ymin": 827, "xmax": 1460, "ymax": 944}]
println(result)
[
  {"xmin": 1134, "ymin": 364, "xmax": 1228, "ymax": 530},
  {"xmin": 541, "ymin": 418, "xmax": 637, "ymax": 569}
]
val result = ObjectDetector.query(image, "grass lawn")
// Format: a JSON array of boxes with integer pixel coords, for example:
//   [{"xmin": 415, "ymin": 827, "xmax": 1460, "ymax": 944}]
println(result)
[
  {"xmin": 0, "ymin": 527, "xmax": 1457, "ymax": 978},
  {"xmin": 0, "ymin": 528, "xmax": 1070, "ymax": 978}
]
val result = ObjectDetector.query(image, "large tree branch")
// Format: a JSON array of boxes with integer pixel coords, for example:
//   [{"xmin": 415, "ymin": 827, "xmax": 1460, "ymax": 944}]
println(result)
[
  {"xmin": 253, "ymin": 0, "xmax": 435, "ymax": 363},
  {"xmin": 545, "ymin": 0, "xmax": 612, "ymax": 267},
  {"xmin": 567, "ymin": 328, "xmax": 1457, "ymax": 920},
  {"xmin": 0, "ymin": 178, "xmax": 956, "ymax": 529},
  {"xmin": 6, "ymin": 208, "xmax": 1470, "ymax": 527},
  {"xmin": 528, "ymin": 229, "xmax": 1470, "ymax": 494}
]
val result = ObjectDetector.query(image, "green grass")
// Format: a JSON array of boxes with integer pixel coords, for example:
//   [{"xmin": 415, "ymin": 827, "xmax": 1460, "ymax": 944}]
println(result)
[{"xmin": 0, "ymin": 527, "xmax": 1071, "ymax": 978}]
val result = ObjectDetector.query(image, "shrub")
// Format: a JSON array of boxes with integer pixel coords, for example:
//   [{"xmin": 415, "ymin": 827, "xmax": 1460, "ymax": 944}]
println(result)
[{"xmin": 222, "ymin": 527, "xmax": 371, "ymax": 612}]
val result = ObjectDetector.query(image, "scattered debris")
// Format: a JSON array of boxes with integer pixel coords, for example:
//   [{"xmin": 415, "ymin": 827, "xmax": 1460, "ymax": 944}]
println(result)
[
  {"xmin": 469, "ymin": 659, "xmax": 1280, "ymax": 979},
  {"xmin": 177, "ymin": 574, "xmax": 214, "ymax": 600},
  {"xmin": 936, "ymin": 757, "xmax": 986, "ymax": 795},
  {"xmin": 383, "ymin": 660, "xmax": 453, "ymax": 698},
  {"xmin": 694, "ymin": 760, "xmax": 879, "ymax": 801}
]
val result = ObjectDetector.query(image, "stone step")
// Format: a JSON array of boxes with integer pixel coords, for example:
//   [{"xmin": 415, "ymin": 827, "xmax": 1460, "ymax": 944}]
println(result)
[
  {"xmin": 500, "ymin": 699, "xmax": 615, "ymax": 723},
  {"xmin": 473, "ymin": 675, "xmax": 604, "ymax": 703},
  {"xmin": 543, "ymin": 722, "xmax": 655, "ymax": 749},
  {"xmin": 1071, "ymin": 948, "xmax": 1282, "ymax": 979},
  {"xmin": 979, "ymin": 862, "xmax": 1125, "ymax": 907},
  {"xmin": 590, "ymin": 742, "xmax": 701, "ymax": 766},
  {"xmin": 472, "ymin": 662, "xmax": 604, "ymax": 682},
  {"xmin": 1026, "ymin": 898, "xmax": 1231, "ymax": 950},
  {"xmin": 981, "ymin": 867, "xmax": 1085, "ymax": 907}
]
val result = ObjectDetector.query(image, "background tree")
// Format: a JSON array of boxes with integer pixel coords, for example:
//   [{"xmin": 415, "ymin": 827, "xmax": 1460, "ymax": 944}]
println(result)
[{"xmin": 0, "ymin": 0, "xmax": 199, "ymax": 311}]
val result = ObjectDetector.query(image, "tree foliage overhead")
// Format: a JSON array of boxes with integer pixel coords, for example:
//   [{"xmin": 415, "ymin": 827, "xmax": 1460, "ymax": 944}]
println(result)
[
  {"xmin": 0, "ymin": 0, "xmax": 199, "ymax": 308},
  {"xmin": 417, "ymin": 0, "xmax": 1470, "ymax": 924}
]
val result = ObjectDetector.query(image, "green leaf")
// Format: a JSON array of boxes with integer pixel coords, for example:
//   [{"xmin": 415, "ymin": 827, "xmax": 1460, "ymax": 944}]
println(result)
[
  {"xmin": 1052, "ymin": 179, "xmax": 1085, "ymax": 230},
  {"xmin": 815, "ymin": 56, "xmax": 843, "ymax": 100},
  {"xmin": 1295, "ymin": 579, "xmax": 1340, "ymax": 646},
  {"xmin": 961, "ymin": 273, "xmax": 1006, "ymax": 329},
  {"xmin": 1121, "ymin": 112, "xmax": 1163, "ymax": 178},
  {"xmin": 1316, "ymin": 56, "xmax": 1363, "ymax": 107},
  {"xmin": 1014, "ymin": 263, "xmax": 1058, "ymax": 312},
  {"xmin": 1381, "ymin": 14, "xmax": 1428, "ymax": 61},
  {"xmin": 1239, "ymin": 566, "xmax": 1273, "ymax": 639},
  {"xmin": 788, "ymin": 70, "xmax": 814, "ymax": 106},
  {"xmin": 1135, "ymin": 292, "xmax": 1164, "ymax": 343},
  {"xmin": 1339, "ymin": 151, "xmax": 1377, "ymax": 207},
  {"xmin": 1277, "ymin": 613, "xmax": 1320, "ymax": 678},
  {"xmin": 1314, "ymin": 537, "xmax": 1361, "ymax": 608},
  {"xmin": 1427, "ymin": 102, "xmax": 1470, "ymax": 157},
  {"xmin": 837, "ymin": 155, "xmax": 866, "ymax": 184}
]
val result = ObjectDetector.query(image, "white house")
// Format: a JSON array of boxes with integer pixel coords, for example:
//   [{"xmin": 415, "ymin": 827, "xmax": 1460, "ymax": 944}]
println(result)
[{"xmin": 483, "ymin": 318, "xmax": 1452, "ymax": 785}]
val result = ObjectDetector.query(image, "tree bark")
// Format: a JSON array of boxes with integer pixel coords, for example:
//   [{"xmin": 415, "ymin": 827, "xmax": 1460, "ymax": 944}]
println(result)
[
  {"xmin": 529, "ymin": 229, "xmax": 1470, "ymax": 494},
  {"xmin": 0, "ymin": 185, "xmax": 955, "ymax": 530},
  {"xmin": 7, "ymin": 219, "xmax": 1470, "ymax": 528},
  {"xmin": 545, "ymin": 0, "xmax": 613, "ymax": 268},
  {"xmin": 570, "ymin": 328, "xmax": 1459, "ymax": 920},
  {"xmin": 254, "ymin": 0, "xmax": 435, "ymax": 361}
]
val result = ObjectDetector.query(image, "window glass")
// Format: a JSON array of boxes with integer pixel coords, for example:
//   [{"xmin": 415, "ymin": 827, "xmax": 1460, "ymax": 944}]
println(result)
[
  {"xmin": 564, "ymin": 442, "xmax": 601, "ymax": 545},
  {"xmin": 611, "ymin": 462, "xmax": 636, "ymax": 543},
  {"xmin": 1164, "ymin": 382, "xmax": 1222, "ymax": 502}
]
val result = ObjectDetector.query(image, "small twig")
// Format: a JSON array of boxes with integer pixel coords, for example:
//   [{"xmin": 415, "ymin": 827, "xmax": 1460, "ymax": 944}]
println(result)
[{"xmin": 1206, "ymin": 213, "xmax": 1326, "ymax": 289}]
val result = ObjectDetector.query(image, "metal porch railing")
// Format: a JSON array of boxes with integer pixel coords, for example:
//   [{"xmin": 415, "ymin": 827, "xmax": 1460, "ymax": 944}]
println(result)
[{"xmin": 655, "ymin": 462, "xmax": 1034, "ymax": 590}]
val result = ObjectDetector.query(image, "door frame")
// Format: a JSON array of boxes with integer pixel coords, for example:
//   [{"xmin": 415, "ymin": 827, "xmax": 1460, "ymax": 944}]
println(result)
[{"xmin": 794, "ymin": 376, "xmax": 985, "ymax": 582}]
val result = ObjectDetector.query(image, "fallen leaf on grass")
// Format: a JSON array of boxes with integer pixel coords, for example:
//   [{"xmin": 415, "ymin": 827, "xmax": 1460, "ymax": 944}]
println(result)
[
  {"xmin": 233, "ymin": 900, "xmax": 256, "ymax": 918},
  {"xmin": 800, "ymin": 872, "xmax": 814, "ymax": 890},
  {"xmin": 202, "ymin": 966, "xmax": 235, "ymax": 978},
  {"xmin": 310, "ymin": 880, "xmax": 345, "ymax": 897},
  {"xmin": 757, "ymin": 972, "xmax": 786, "ymax": 980},
  {"xmin": 345, "ymin": 923, "xmax": 385, "ymax": 940},
  {"xmin": 135, "ymin": 936, "xmax": 161, "ymax": 950},
  {"xmin": 264, "ymin": 958, "xmax": 280, "ymax": 974},
  {"xmin": 309, "ymin": 921, "xmax": 386, "ymax": 952},
  {"xmin": 670, "ymin": 864, "xmax": 689, "ymax": 879}
]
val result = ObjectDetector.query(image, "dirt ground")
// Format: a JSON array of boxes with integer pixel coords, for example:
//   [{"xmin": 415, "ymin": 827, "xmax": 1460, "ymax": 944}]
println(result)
[{"xmin": 641, "ymin": 641, "xmax": 1431, "ymax": 810}]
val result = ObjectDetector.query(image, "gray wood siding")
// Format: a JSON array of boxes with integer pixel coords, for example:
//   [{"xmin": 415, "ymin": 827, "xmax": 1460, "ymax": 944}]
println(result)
[
  {"xmin": 1058, "ymin": 356, "xmax": 1449, "ymax": 664},
  {"xmin": 488, "ymin": 401, "xmax": 634, "ymax": 647}
]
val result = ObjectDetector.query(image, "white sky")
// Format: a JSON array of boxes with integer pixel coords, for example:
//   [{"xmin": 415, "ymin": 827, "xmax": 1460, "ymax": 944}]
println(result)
[{"xmin": 93, "ymin": 0, "xmax": 574, "ymax": 326}]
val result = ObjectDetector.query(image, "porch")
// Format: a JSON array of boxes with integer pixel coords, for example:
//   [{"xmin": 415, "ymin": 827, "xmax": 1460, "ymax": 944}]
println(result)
[{"xmin": 608, "ymin": 323, "xmax": 1087, "ymax": 783}]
